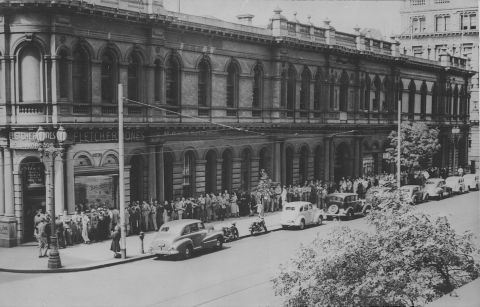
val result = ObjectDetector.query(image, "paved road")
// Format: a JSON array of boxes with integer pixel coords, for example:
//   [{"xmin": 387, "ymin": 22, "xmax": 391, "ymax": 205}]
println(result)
[{"xmin": 1, "ymin": 191, "xmax": 478, "ymax": 307}]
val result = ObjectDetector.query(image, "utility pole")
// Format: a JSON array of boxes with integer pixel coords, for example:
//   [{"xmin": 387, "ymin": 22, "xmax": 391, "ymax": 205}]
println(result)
[
  {"xmin": 397, "ymin": 99, "xmax": 402, "ymax": 189},
  {"xmin": 118, "ymin": 84, "xmax": 127, "ymax": 259}
]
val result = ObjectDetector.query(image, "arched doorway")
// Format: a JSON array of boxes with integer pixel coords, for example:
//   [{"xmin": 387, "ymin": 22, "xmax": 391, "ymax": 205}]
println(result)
[
  {"xmin": 20, "ymin": 157, "xmax": 45, "ymax": 242},
  {"xmin": 285, "ymin": 147, "xmax": 294, "ymax": 185},
  {"xmin": 334, "ymin": 142, "xmax": 353, "ymax": 181},
  {"xmin": 222, "ymin": 149, "xmax": 233, "ymax": 192},
  {"xmin": 130, "ymin": 155, "xmax": 145, "ymax": 203},
  {"xmin": 205, "ymin": 150, "xmax": 217, "ymax": 194},
  {"xmin": 299, "ymin": 146, "xmax": 309, "ymax": 184},
  {"xmin": 240, "ymin": 148, "xmax": 252, "ymax": 192},
  {"xmin": 164, "ymin": 152, "xmax": 174, "ymax": 201},
  {"xmin": 314, "ymin": 145, "xmax": 322, "ymax": 180},
  {"xmin": 183, "ymin": 151, "xmax": 196, "ymax": 197},
  {"xmin": 259, "ymin": 147, "xmax": 272, "ymax": 177}
]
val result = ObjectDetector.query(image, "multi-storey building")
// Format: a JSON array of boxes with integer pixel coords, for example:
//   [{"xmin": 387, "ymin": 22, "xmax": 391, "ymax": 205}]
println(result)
[
  {"xmin": 396, "ymin": 0, "xmax": 479, "ymax": 172},
  {"xmin": 0, "ymin": 0, "xmax": 473, "ymax": 246}
]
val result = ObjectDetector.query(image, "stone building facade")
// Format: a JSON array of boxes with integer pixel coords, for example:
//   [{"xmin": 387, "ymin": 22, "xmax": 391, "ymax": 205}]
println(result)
[
  {"xmin": 396, "ymin": 0, "xmax": 479, "ymax": 172},
  {"xmin": 0, "ymin": 0, "xmax": 473, "ymax": 246}
]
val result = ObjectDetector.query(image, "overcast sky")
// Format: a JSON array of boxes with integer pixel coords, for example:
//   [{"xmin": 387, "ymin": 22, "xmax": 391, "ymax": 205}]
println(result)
[{"xmin": 163, "ymin": 0, "xmax": 405, "ymax": 37}]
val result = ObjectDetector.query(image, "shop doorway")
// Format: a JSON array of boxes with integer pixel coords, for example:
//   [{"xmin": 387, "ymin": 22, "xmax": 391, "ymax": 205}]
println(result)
[
  {"xmin": 285, "ymin": 147, "xmax": 294, "ymax": 185},
  {"xmin": 334, "ymin": 142, "xmax": 353, "ymax": 181},
  {"xmin": 20, "ymin": 157, "xmax": 45, "ymax": 242},
  {"xmin": 221, "ymin": 149, "xmax": 233, "ymax": 192},
  {"xmin": 163, "ymin": 152, "xmax": 174, "ymax": 201},
  {"xmin": 130, "ymin": 155, "xmax": 145, "ymax": 203}
]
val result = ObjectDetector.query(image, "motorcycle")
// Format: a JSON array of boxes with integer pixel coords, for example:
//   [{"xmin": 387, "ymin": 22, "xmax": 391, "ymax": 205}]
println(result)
[
  {"xmin": 249, "ymin": 217, "xmax": 268, "ymax": 235},
  {"xmin": 222, "ymin": 223, "xmax": 239, "ymax": 242}
]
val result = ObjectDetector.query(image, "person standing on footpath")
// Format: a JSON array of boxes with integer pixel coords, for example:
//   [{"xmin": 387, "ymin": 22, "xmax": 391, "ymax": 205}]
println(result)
[
  {"xmin": 110, "ymin": 225, "xmax": 121, "ymax": 258},
  {"xmin": 36, "ymin": 217, "xmax": 49, "ymax": 258},
  {"xmin": 81, "ymin": 211, "xmax": 90, "ymax": 244},
  {"xmin": 150, "ymin": 201, "xmax": 157, "ymax": 231}
]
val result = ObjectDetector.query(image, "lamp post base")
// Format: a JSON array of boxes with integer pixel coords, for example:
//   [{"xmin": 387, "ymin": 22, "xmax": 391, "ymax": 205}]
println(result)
[{"xmin": 48, "ymin": 235, "xmax": 62, "ymax": 269}]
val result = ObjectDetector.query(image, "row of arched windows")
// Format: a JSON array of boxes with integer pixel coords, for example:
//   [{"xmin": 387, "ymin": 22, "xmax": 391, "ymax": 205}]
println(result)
[{"xmin": 14, "ymin": 42, "xmax": 468, "ymax": 119}]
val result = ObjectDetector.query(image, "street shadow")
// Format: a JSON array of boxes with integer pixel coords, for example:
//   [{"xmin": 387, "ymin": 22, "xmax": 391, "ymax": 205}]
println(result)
[{"xmin": 152, "ymin": 246, "xmax": 232, "ymax": 262}]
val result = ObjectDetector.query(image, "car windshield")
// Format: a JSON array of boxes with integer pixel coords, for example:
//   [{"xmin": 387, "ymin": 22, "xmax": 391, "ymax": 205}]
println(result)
[
  {"xmin": 284, "ymin": 206, "xmax": 297, "ymax": 211},
  {"xmin": 159, "ymin": 224, "xmax": 182, "ymax": 233},
  {"xmin": 400, "ymin": 187, "xmax": 410, "ymax": 192},
  {"xmin": 327, "ymin": 196, "xmax": 344, "ymax": 202}
]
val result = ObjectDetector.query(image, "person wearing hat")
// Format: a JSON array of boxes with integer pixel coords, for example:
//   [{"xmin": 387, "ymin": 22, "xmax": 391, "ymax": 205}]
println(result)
[
  {"xmin": 110, "ymin": 225, "xmax": 121, "ymax": 258},
  {"xmin": 81, "ymin": 211, "xmax": 90, "ymax": 244},
  {"xmin": 36, "ymin": 217, "xmax": 49, "ymax": 257}
]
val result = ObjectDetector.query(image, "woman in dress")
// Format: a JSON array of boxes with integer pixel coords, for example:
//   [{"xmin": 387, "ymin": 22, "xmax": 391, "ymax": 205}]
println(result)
[
  {"xmin": 230, "ymin": 192, "xmax": 239, "ymax": 217},
  {"xmin": 110, "ymin": 225, "xmax": 121, "ymax": 258}
]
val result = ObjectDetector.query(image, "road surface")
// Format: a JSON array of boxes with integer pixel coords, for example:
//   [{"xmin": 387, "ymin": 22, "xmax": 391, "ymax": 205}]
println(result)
[{"xmin": 0, "ymin": 191, "xmax": 478, "ymax": 307}]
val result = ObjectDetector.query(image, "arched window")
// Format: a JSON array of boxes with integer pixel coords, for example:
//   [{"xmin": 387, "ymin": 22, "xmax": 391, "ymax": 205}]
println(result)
[
  {"xmin": 299, "ymin": 146, "xmax": 309, "ymax": 184},
  {"xmin": 453, "ymin": 85, "xmax": 459, "ymax": 116},
  {"xmin": 183, "ymin": 151, "xmax": 196, "ymax": 197},
  {"xmin": 359, "ymin": 79, "xmax": 365, "ymax": 111},
  {"xmin": 446, "ymin": 85, "xmax": 452, "ymax": 115},
  {"xmin": 287, "ymin": 65, "xmax": 296, "ymax": 117},
  {"xmin": 300, "ymin": 67, "xmax": 311, "ymax": 116},
  {"xmin": 431, "ymin": 83, "xmax": 438, "ymax": 115},
  {"xmin": 339, "ymin": 71, "xmax": 349, "ymax": 112},
  {"xmin": 313, "ymin": 70, "xmax": 323, "ymax": 115},
  {"xmin": 252, "ymin": 64, "xmax": 263, "ymax": 116},
  {"xmin": 19, "ymin": 45, "xmax": 42, "ymax": 102},
  {"xmin": 383, "ymin": 76, "xmax": 391, "ymax": 112},
  {"xmin": 240, "ymin": 149, "xmax": 252, "ymax": 191},
  {"xmin": 226, "ymin": 61, "xmax": 239, "ymax": 111},
  {"xmin": 459, "ymin": 86, "xmax": 466, "ymax": 116},
  {"xmin": 280, "ymin": 68, "xmax": 287, "ymax": 109},
  {"xmin": 408, "ymin": 79, "xmax": 416, "ymax": 117},
  {"xmin": 154, "ymin": 59, "xmax": 161, "ymax": 102},
  {"xmin": 259, "ymin": 147, "xmax": 272, "ymax": 176},
  {"xmin": 373, "ymin": 75, "xmax": 381, "ymax": 111},
  {"xmin": 58, "ymin": 50, "xmax": 69, "ymax": 99},
  {"xmin": 364, "ymin": 75, "xmax": 371, "ymax": 111},
  {"xmin": 329, "ymin": 75, "xmax": 336, "ymax": 110},
  {"xmin": 72, "ymin": 46, "xmax": 90, "ymax": 104},
  {"xmin": 127, "ymin": 53, "xmax": 141, "ymax": 101},
  {"xmin": 101, "ymin": 50, "xmax": 117, "ymax": 104},
  {"xmin": 165, "ymin": 55, "xmax": 180, "ymax": 107},
  {"xmin": 198, "ymin": 58, "xmax": 211, "ymax": 110},
  {"xmin": 420, "ymin": 81, "xmax": 427, "ymax": 118}
]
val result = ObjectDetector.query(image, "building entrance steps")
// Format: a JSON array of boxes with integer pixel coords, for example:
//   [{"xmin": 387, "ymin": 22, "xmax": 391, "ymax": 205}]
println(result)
[{"xmin": 0, "ymin": 211, "xmax": 283, "ymax": 273}]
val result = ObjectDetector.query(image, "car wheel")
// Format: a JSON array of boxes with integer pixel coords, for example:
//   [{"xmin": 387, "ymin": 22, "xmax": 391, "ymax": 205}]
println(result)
[
  {"xmin": 363, "ymin": 207, "xmax": 371, "ymax": 216},
  {"xmin": 299, "ymin": 220, "xmax": 305, "ymax": 230},
  {"xmin": 332, "ymin": 217, "xmax": 340, "ymax": 222},
  {"xmin": 250, "ymin": 230, "xmax": 254, "ymax": 236},
  {"xmin": 215, "ymin": 237, "xmax": 223, "ymax": 250},
  {"xmin": 263, "ymin": 225, "xmax": 268, "ymax": 232},
  {"xmin": 424, "ymin": 194, "xmax": 429, "ymax": 202},
  {"xmin": 315, "ymin": 216, "xmax": 323, "ymax": 226},
  {"xmin": 182, "ymin": 245, "xmax": 193, "ymax": 259}
]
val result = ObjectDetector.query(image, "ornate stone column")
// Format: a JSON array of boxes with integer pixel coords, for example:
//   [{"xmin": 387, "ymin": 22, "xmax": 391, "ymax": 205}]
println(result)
[
  {"xmin": 0, "ymin": 148, "xmax": 4, "ymax": 216},
  {"xmin": 54, "ymin": 152, "xmax": 65, "ymax": 215},
  {"xmin": 0, "ymin": 148, "xmax": 17, "ymax": 247},
  {"xmin": 156, "ymin": 144, "xmax": 165, "ymax": 201},
  {"xmin": 148, "ymin": 145, "xmax": 157, "ymax": 201}
]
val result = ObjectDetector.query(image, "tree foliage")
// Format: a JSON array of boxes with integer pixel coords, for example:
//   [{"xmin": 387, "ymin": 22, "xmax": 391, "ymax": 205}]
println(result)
[
  {"xmin": 273, "ymin": 201, "xmax": 479, "ymax": 307},
  {"xmin": 386, "ymin": 121, "xmax": 441, "ymax": 171}
]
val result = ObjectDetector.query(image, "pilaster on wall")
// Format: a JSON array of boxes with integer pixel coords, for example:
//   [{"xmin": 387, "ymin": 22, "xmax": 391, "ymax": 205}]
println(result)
[
  {"xmin": 232, "ymin": 157, "xmax": 242, "ymax": 191},
  {"xmin": 124, "ymin": 166, "xmax": 131, "ymax": 206},
  {"xmin": 216, "ymin": 158, "xmax": 223, "ymax": 193},
  {"xmin": 66, "ymin": 148, "xmax": 75, "ymax": 214},
  {"xmin": 251, "ymin": 157, "xmax": 260, "ymax": 188},
  {"xmin": 13, "ymin": 171, "xmax": 22, "ymax": 243},
  {"xmin": 307, "ymin": 153, "xmax": 314, "ymax": 181},
  {"xmin": 196, "ymin": 159, "xmax": 206, "ymax": 195}
]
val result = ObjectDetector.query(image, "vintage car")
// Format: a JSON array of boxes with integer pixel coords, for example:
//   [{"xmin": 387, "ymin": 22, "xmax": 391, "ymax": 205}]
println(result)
[
  {"xmin": 423, "ymin": 178, "xmax": 452, "ymax": 199},
  {"xmin": 400, "ymin": 185, "xmax": 427, "ymax": 204},
  {"xmin": 149, "ymin": 219, "xmax": 224, "ymax": 259},
  {"xmin": 463, "ymin": 174, "xmax": 479, "ymax": 191},
  {"xmin": 280, "ymin": 201, "xmax": 323, "ymax": 230},
  {"xmin": 445, "ymin": 176, "xmax": 466, "ymax": 194},
  {"xmin": 321, "ymin": 193, "xmax": 370, "ymax": 220}
]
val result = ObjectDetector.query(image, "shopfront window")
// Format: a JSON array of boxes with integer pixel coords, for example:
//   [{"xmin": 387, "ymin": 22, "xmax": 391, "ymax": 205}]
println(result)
[{"xmin": 75, "ymin": 175, "xmax": 118, "ymax": 209}]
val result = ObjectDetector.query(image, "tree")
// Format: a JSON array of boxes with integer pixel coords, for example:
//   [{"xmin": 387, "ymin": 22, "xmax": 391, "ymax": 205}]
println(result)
[
  {"xmin": 386, "ymin": 121, "xmax": 441, "ymax": 172},
  {"xmin": 273, "ymin": 202, "xmax": 479, "ymax": 307}
]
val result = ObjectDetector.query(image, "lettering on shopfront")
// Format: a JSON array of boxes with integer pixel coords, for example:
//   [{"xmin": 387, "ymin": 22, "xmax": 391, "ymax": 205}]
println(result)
[
  {"xmin": 73, "ymin": 130, "xmax": 144, "ymax": 143},
  {"xmin": 9, "ymin": 131, "xmax": 56, "ymax": 149}
]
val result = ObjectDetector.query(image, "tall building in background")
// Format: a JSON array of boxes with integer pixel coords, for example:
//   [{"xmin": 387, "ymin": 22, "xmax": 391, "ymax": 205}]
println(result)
[{"xmin": 396, "ymin": 0, "xmax": 479, "ymax": 173}]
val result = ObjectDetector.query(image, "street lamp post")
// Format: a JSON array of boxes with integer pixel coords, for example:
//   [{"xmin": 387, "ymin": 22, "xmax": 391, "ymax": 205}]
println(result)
[
  {"xmin": 452, "ymin": 126, "xmax": 460, "ymax": 175},
  {"xmin": 35, "ymin": 126, "xmax": 67, "ymax": 269}
]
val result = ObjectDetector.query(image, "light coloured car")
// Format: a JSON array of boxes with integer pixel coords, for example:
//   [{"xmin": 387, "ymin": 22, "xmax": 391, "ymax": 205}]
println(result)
[
  {"xmin": 149, "ymin": 219, "xmax": 224, "ymax": 259},
  {"xmin": 463, "ymin": 174, "xmax": 479, "ymax": 191},
  {"xmin": 423, "ymin": 178, "xmax": 452, "ymax": 200},
  {"xmin": 400, "ymin": 185, "xmax": 426, "ymax": 204},
  {"xmin": 445, "ymin": 176, "xmax": 466, "ymax": 194},
  {"xmin": 280, "ymin": 201, "xmax": 323, "ymax": 230}
]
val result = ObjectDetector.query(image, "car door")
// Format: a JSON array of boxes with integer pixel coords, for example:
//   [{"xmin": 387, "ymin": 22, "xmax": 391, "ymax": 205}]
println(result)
[
  {"xmin": 188, "ymin": 222, "xmax": 204, "ymax": 249},
  {"xmin": 305, "ymin": 204, "xmax": 314, "ymax": 224}
]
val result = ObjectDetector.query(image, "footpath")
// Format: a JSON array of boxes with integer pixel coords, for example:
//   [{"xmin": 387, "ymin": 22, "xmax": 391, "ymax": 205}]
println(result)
[{"xmin": 0, "ymin": 212, "xmax": 282, "ymax": 273}]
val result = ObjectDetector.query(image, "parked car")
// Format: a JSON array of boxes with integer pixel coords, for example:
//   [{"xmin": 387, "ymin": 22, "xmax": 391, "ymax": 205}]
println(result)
[
  {"xmin": 400, "ymin": 185, "xmax": 427, "ymax": 204},
  {"xmin": 321, "ymin": 193, "xmax": 370, "ymax": 220},
  {"xmin": 149, "ymin": 219, "xmax": 224, "ymax": 259},
  {"xmin": 423, "ymin": 178, "xmax": 452, "ymax": 200},
  {"xmin": 280, "ymin": 201, "xmax": 323, "ymax": 230},
  {"xmin": 463, "ymin": 174, "xmax": 479, "ymax": 191},
  {"xmin": 445, "ymin": 176, "xmax": 466, "ymax": 194}
]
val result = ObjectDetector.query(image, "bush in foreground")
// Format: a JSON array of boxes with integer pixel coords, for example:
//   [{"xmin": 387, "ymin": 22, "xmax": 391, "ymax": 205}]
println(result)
[{"xmin": 273, "ymin": 204, "xmax": 479, "ymax": 306}]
